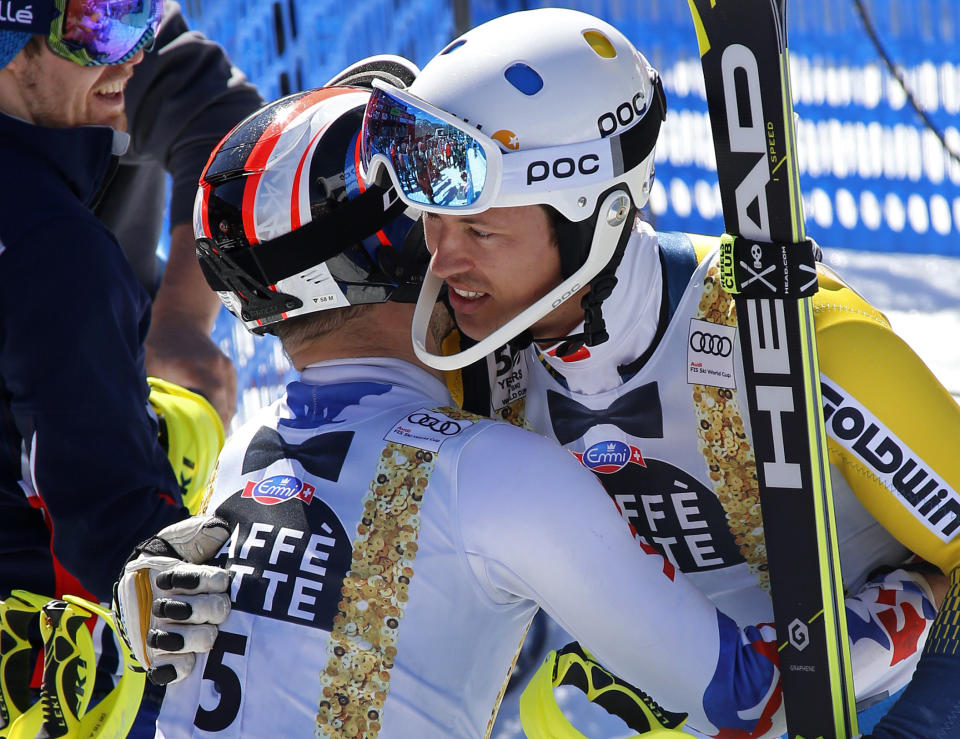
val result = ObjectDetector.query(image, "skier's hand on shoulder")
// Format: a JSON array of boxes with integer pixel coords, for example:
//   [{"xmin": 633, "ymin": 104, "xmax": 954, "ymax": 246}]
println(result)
[{"xmin": 113, "ymin": 515, "xmax": 232, "ymax": 685}]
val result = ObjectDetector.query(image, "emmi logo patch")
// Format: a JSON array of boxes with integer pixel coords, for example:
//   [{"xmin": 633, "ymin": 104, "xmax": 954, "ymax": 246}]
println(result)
[
  {"xmin": 822, "ymin": 377, "xmax": 960, "ymax": 541},
  {"xmin": 574, "ymin": 440, "xmax": 645, "ymax": 474},
  {"xmin": 242, "ymin": 475, "xmax": 316, "ymax": 506}
]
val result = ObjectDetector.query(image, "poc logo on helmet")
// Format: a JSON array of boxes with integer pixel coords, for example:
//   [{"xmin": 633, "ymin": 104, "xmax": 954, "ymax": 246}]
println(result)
[
  {"xmin": 526, "ymin": 154, "xmax": 600, "ymax": 186},
  {"xmin": 597, "ymin": 92, "xmax": 648, "ymax": 138},
  {"xmin": 551, "ymin": 282, "xmax": 582, "ymax": 309}
]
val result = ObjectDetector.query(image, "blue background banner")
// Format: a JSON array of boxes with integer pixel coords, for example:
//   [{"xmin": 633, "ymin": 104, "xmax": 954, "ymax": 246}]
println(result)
[{"xmin": 180, "ymin": 0, "xmax": 960, "ymax": 254}]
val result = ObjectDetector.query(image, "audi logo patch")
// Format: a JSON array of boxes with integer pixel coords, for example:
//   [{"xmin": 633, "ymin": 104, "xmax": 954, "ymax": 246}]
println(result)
[
  {"xmin": 384, "ymin": 407, "xmax": 476, "ymax": 452},
  {"xmin": 687, "ymin": 319, "xmax": 737, "ymax": 389},
  {"xmin": 406, "ymin": 412, "xmax": 463, "ymax": 436},
  {"xmin": 689, "ymin": 331, "xmax": 733, "ymax": 357}
]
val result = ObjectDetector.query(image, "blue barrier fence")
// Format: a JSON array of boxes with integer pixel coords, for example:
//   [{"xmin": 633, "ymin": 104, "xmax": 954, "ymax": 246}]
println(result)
[
  {"xmin": 180, "ymin": 0, "xmax": 456, "ymax": 101},
  {"xmin": 180, "ymin": 0, "xmax": 960, "ymax": 256},
  {"xmin": 177, "ymin": 0, "xmax": 960, "ymax": 422}
]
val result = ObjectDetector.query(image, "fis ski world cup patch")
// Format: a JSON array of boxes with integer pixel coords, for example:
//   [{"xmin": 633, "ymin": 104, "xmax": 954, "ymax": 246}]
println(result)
[{"xmin": 384, "ymin": 408, "xmax": 475, "ymax": 453}]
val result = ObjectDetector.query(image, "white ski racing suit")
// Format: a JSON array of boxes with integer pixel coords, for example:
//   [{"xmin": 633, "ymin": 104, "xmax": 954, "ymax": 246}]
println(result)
[{"xmin": 157, "ymin": 358, "xmax": 787, "ymax": 737}]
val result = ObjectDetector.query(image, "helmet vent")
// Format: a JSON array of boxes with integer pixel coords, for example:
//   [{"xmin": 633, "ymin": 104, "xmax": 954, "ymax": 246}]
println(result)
[
  {"xmin": 440, "ymin": 39, "xmax": 466, "ymax": 55},
  {"xmin": 583, "ymin": 30, "xmax": 617, "ymax": 59},
  {"xmin": 300, "ymin": 267, "xmax": 332, "ymax": 285},
  {"xmin": 503, "ymin": 63, "xmax": 543, "ymax": 95}
]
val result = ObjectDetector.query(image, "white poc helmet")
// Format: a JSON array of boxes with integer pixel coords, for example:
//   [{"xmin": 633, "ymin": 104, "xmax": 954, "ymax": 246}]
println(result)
[{"xmin": 374, "ymin": 8, "xmax": 666, "ymax": 369}]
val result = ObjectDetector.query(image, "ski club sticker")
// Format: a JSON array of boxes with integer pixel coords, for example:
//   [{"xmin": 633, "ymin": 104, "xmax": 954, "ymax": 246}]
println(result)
[
  {"xmin": 573, "ymin": 440, "xmax": 645, "ymax": 474},
  {"xmin": 687, "ymin": 318, "xmax": 736, "ymax": 389},
  {"xmin": 242, "ymin": 474, "xmax": 316, "ymax": 505}
]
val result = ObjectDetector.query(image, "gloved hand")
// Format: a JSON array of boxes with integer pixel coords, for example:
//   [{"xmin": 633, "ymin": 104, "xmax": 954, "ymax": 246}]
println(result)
[{"xmin": 113, "ymin": 515, "xmax": 232, "ymax": 686}]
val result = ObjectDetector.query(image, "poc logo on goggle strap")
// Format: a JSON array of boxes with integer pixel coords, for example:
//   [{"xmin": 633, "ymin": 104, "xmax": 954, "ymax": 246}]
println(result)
[
  {"xmin": 526, "ymin": 154, "xmax": 601, "ymax": 186},
  {"xmin": 597, "ymin": 92, "xmax": 649, "ymax": 138}
]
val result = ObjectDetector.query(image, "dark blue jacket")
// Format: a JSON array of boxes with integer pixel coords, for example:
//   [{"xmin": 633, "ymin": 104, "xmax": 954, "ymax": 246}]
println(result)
[{"xmin": 0, "ymin": 113, "xmax": 188, "ymax": 601}]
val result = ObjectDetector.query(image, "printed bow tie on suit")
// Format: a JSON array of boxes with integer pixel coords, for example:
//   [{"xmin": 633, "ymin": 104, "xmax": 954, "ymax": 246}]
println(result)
[
  {"xmin": 241, "ymin": 427, "xmax": 354, "ymax": 482},
  {"xmin": 547, "ymin": 382, "xmax": 663, "ymax": 445}
]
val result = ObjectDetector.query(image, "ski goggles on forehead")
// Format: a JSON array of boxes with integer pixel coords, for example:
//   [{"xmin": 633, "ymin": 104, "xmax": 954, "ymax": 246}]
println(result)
[
  {"xmin": 361, "ymin": 79, "xmax": 663, "ymax": 215},
  {"xmin": 0, "ymin": 0, "xmax": 161, "ymax": 65}
]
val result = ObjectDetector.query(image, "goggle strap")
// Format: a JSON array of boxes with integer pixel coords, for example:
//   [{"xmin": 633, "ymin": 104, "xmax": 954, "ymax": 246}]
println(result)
[
  {"xmin": 374, "ymin": 218, "xmax": 431, "ymax": 303},
  {"xmin": 199, "ymin": 186, "xmax": 407, "ymax": 290},
  {"xmin": 52, "ymin": 21, "xmax": 157, "ymax": 66},
  {"xmin": 611, "ymin": 79, "xmax": 666, "ymax": 176}
]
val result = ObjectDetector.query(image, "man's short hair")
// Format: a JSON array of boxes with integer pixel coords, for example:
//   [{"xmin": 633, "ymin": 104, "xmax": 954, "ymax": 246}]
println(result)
[{"xmin": 271, "ymin": 304, "xmax": 372, "ymax": 356}]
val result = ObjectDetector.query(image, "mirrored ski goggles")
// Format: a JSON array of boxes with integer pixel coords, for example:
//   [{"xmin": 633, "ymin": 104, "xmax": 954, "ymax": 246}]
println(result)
[
  {"xmin": 53, "ymin": 0, "xmax": 161, "ymax": 65},
  {"xmin": 0, "ymin": 0, "xmax": 162, "ymax": 66},
  {"xmin": 361, "ymin": 80, "xmax": 663, "ymax": 215}
]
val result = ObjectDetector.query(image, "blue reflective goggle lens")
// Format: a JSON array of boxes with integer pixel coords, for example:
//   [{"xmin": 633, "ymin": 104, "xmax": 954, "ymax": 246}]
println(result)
[
  {"xmin": 363, "ymin": 86, "xmax": 489, "ymax": 209},
  {"xmin": 60, "ymin": 0, "xmax": 161, "ymax": 64}
]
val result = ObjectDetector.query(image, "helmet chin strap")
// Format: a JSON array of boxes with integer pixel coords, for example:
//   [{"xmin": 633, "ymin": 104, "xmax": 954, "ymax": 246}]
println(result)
[
  {"xmin": 527, "ymin": 273, "xmax": 619, "ymax": 358},
  {"xmin": 411, "ymin": 190, "xmax": 633, "ymax": 371}
]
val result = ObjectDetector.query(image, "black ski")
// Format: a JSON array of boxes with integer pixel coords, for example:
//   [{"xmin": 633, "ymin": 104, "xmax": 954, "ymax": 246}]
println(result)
[{"xmin": 686, "ymin": 1, "xmax": 857, "ymax": 737}]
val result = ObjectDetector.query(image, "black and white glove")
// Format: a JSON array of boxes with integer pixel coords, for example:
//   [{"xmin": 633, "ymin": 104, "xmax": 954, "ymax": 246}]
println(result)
[{"xmin": 113, "ymin": 515, "xmax": 232, "ymax": 685}]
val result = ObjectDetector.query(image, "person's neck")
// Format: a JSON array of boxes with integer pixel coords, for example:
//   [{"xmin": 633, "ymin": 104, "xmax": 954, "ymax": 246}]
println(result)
[
  {"xmin": 0, "ymin": 75, "xmax": 31, "ymax": 123},
  {"xmin": 530, "ymin": 236, "xmax": 664, "ymax": 395},
  {"xmin": 287, "ymin": 304, "xmax": 445, "ymax": 381}
]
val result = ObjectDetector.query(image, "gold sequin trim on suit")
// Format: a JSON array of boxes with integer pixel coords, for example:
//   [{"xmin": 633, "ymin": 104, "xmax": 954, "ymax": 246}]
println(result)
[
  {"xmin": 693, "ymin": 265, "xmax": 769, "ymax": 591},
  {"xmin": 317, "ymin": 407, "xmax": 483, "ymax": 737},
  {"xmin": 316, "ymin": 440, "xmax": 435, "ymax": 737}
]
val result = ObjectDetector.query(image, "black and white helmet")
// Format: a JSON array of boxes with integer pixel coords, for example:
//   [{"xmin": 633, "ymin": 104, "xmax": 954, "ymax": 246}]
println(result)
[{"xmin": 194, "ymin": 59, "xmax": 428, "ymax": 335}]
